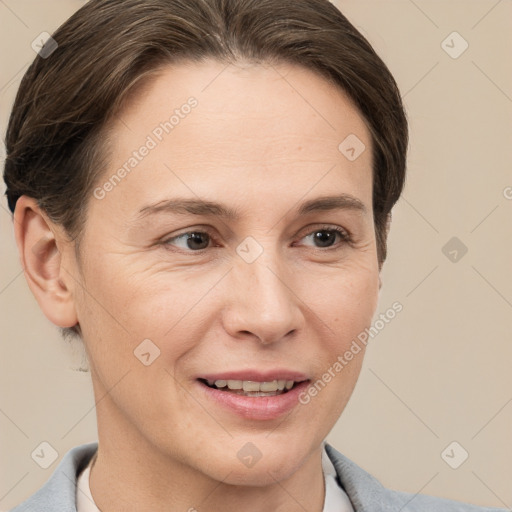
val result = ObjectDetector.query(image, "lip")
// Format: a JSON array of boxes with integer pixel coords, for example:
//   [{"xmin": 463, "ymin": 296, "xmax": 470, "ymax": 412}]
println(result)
[
  {"xmin": 196, "ymin": 379, "xmax": 311, "ymax": 421},
  {"xmin": 199, "ymin": 369, "xmax": 309, "ymax": 382}
]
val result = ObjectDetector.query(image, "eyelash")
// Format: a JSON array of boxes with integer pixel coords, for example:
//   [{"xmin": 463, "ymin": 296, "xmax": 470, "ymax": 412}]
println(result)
[{"xmin": 160, "ymin": 225, "xmax": 353, "ymax": 253}]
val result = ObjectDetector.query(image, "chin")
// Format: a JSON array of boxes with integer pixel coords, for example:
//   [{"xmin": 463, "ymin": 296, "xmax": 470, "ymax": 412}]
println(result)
[{"xmin": 195, "ymin": 437, "xmax": 313, "ymax": 486}]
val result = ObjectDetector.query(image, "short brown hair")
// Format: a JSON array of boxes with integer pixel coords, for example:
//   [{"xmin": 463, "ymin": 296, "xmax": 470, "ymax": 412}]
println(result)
[{"xmin": 4, "ymin": 0, "xmax": 408, "ymax": 337}]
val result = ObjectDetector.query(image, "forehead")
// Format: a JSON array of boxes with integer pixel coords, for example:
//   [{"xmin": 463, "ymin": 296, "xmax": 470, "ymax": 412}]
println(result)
[
  {"xmin": 99, "ymin": 60, "xmax": 373, "ymax": 216},
  {"xmin": 115, "ymin": 59, "xmax": 370, "ymax": 148}
]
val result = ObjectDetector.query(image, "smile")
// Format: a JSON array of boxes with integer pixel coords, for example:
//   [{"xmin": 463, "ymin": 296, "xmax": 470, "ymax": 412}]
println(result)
[
  {"xmin": 196, "ymin": 376, "xmax": 311, "ymax": 420},
  {"xmin": 200, "ymin": 378, "xmax": 300, "ymax": 396}
]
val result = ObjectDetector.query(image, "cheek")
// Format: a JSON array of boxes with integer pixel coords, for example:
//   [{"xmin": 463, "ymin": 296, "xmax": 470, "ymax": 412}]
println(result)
[
  {"xmin": 298, "ymin": 261, "xmax": 379, "ymax": 331},
  {"xmin": 297, "ymin": 261, "xmax": 378, "ymax": 398},
  {"xmin": 296, "ymin": 270, "xmax": 376, "ymax": 422},
  {"xmin": 74, "ymin": 257, "xmax": 216, "ymax": 375}
]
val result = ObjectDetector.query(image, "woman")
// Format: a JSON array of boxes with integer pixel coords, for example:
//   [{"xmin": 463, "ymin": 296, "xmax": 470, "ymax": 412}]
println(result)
[{"xmin": 3, "ymin": 0, "xmax": 504, "ymax": 510}]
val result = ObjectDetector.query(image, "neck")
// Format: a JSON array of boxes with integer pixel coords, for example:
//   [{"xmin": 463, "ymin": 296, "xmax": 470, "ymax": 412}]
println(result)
[{"xmin": 89, "ymin": 398, "xmax": 326, "ymax": 512}]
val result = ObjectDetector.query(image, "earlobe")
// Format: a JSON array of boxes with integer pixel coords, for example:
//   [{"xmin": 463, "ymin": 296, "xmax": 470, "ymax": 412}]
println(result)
[{"xmin": 13, "ymin": 196, "xmax": 79, "ymax": 328}]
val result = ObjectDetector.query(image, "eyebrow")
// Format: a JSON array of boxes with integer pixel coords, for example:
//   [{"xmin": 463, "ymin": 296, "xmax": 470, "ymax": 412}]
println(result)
[{"xmin": 137, "ymin": 193, "xmax": 367, "ymax": 221}]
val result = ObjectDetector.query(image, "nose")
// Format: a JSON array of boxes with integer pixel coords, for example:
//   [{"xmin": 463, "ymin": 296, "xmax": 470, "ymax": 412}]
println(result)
[{"xmin": 222, "ymin": 247, "xmax": 305, "ymax": 346}]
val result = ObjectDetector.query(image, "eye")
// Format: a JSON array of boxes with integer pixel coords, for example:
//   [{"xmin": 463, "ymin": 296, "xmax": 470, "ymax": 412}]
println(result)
[
  {"xmin": 161, "ymin": 225, "xmax": 352, "ymax": 253},
  {"xmin": 162, "ymin": 230, "xmax": 214, "ymax": 251},
  {"xmin": 298, "ymin": 226, "xmax": 352, "ymax": 249}
]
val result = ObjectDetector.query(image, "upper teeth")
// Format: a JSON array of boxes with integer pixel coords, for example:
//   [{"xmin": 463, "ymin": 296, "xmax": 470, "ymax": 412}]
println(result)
[{"xmin": 207, "ymin": 379, "xmax": 295, "ymax": 392}]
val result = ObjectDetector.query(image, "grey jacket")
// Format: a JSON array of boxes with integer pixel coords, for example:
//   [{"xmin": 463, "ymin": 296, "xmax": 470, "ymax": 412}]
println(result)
[{"xmin": 11, "ymin": 441, "xmax": 506, "ymax": 511}]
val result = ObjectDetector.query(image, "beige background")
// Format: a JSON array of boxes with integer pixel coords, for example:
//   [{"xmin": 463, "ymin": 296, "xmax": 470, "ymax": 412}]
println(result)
[{"xmin": 1, "ymin": 0, "xmax": 511, "ymax": 510}]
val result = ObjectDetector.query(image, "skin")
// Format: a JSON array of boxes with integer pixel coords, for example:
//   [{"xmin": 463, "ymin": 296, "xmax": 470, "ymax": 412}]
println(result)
[{"xmin": 14, "ymin": 60, "xmax": 386, "ymax": 512}]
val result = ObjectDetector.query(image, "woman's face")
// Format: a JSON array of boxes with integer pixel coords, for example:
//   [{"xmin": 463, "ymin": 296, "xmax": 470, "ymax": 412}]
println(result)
[{"xmin": 68, "ymin": 60, "xmax": 380, "ymax": 483}]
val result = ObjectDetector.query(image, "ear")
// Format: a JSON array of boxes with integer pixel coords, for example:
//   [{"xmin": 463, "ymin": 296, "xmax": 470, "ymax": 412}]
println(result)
[
  {"xmin": 378, "ymin": 212, "xmax": 392, "ymax": 290},
  {"xmin": 13, "ymin": 196, "xmax": 79, "ymax": 328}
]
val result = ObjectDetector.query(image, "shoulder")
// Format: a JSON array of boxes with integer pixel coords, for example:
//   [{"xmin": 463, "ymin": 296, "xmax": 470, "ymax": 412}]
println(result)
[
  {"xmin": 324, "ymin": 443, "xmax": 506, "ymax": 512},
  {"xmin": 10, "ymin": 442, "xmax": 98, "ymax": 512}
]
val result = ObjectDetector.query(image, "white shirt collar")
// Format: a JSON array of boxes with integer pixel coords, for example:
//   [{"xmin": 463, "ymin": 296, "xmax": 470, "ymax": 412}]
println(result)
[
  {"xmin": 322, "ymin": 442, "xmax": 355, "ymax": 512},
  {"xmin": 76, "ymin": 459, "xmax": 99, "ymax": 512}
]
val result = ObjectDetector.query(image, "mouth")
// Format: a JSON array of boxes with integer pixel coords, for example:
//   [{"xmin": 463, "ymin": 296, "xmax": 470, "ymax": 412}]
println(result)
[
  {"xmin": 198, "ymin": 378, "xmax": 305, "ymax": 397},
  {"xmin": 195, "ymin": 370, "xmax": 311, "ymax": 420}
]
